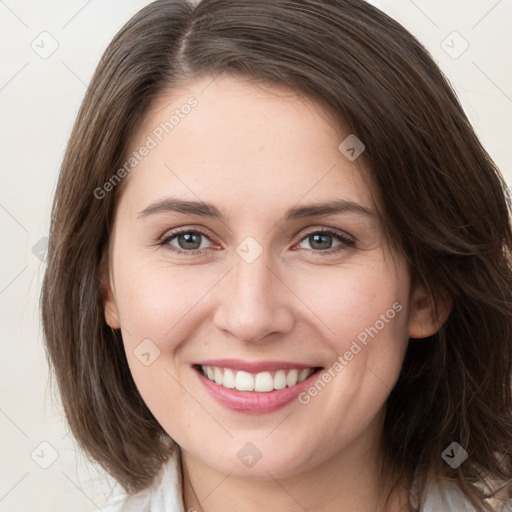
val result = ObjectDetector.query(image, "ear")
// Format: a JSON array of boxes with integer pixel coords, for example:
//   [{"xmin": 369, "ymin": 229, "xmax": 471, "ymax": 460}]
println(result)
[
  {"xmin": 408, "ymin": 282, "xmax": 452, "ymax": 339},
  {"xmin": 98, "ymin": 248, "xmax": 121, "ymax": 329}
]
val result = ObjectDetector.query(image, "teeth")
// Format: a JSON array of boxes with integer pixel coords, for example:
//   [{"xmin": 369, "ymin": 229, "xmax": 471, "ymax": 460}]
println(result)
[
  {"xmin": 286, "ymin": 369, "xmax": 299, "ymax": 386},
  {"xmin": 273, "ymin": 370, "xmax": 287, "ymax": 389},
  {"xmin": 298, "ymin": 368, "xmax": 311, "ymax": 383},
  {"xmin": 254, "ymin": 372, "xmax": 274, "ymax": 392},
  {"xmin": 223, "ymin": 368, "xmax": 236, "ymax": 388},
  {"xmin": 235, "ymin": 371, "xmax": 254, "ymax": 391},
  {"xmin": 201, "ymin": 365, "xmax": 316, "ymax": 392}
]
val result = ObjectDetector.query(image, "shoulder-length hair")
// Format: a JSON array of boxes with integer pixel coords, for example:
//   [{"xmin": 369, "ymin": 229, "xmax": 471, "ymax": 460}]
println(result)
[{"xmin": 41, "ymin": 0, "xmax": 512, "ymax": 509}]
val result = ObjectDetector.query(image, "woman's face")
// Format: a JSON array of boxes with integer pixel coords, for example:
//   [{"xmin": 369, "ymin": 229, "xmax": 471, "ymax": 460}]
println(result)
[{"xmin": 103, "ymin": 75, "xmax": 433, "ymax": 479}]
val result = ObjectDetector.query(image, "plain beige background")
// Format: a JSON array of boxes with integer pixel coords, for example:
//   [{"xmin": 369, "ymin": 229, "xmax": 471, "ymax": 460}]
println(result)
[{"xmin": 0, "ymin": 0, "xmax": 511, "ymax": 510}]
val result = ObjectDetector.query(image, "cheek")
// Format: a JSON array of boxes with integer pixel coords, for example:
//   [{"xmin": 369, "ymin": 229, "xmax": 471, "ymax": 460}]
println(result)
[
  {"xmin": 113, "ymin": 256, "xmax": 220, "ymax": 347},
  {"xmin": 296, "ymin": 260, "xmax": 410, "ymax": 405},
  {"xmin": 112, "ymin": 258, "xmax": 212, "ymax": 426},
  {"xmin": 299, "ymin": 259, "xmax": 408, "ymax": 348},
  {"xmin": 291, "ymin": 270, "xmax": 409, "ymax": 453}
]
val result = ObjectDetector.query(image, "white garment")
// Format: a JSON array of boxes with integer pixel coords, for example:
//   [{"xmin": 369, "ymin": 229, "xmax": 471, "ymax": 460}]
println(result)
[
  {"xmin": 104, "ymin": 448, "xmax": 185, "ymax": 512},
  {"xmin": 104, "ymin": 447, "xmax": 511, "ymax": 511}
]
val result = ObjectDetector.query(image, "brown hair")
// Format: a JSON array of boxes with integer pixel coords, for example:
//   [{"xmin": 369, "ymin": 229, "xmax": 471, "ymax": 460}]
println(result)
[{"xmin": 41, "ymin": 0, "xmax": 512, "ymax": 509}]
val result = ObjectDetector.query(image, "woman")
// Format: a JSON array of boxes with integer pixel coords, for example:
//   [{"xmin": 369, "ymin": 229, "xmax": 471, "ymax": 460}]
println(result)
[{"xmin": 41, "ymin": 0, "xmax": 512, "ymax": 510}]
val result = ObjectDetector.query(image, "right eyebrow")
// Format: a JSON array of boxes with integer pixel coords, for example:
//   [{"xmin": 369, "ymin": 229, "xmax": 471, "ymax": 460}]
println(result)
[{"xmin": 137, "ymin": 198, "xmax": 223, "ymax": 219}]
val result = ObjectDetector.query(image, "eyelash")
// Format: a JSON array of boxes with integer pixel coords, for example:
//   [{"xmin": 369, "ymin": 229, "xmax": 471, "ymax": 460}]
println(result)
[{"xmin": 157, "ymin": 227, "xmax": 356, "ymax": 256}]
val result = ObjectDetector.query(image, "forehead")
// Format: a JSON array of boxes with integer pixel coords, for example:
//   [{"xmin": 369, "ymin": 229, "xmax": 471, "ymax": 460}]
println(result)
[{"xmin": 119, "ymin": 75, "xmax": 376, "ymax": 216}]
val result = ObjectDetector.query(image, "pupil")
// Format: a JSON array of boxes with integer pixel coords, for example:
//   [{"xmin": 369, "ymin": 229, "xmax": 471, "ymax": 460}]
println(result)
[
  {"xmin": 310, "ymin": 233, "xmax": 331, "ymax": 250},
  {"xmin": 179, "ymin": 232, "xmax": 201, "ymax": 250}
]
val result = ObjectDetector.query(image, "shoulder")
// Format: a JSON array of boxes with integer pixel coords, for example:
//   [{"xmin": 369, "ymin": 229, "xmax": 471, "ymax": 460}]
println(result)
[
  {"xmin": 419, "ymin": 479, "xmax": 476, "ymax": 511},
  {"xmin": 103, "ymin": 447, "xmax": 185, "ymax": 512},
  {"xmin": 101, "ymin": 492, "xmax": 152, "ymax": 512},
  {"xmin": 418, "ymin": 478, "xmax": 512, "ymax": 512}
]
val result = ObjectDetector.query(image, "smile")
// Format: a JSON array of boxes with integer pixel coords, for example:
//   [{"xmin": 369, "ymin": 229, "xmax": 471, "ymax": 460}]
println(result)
[
  {"xmin": 193, "ymin": 360, "xmax": 323, "ymax": 414},
  {"xmin": 200, "ymin": 365, "xmax": 316, "ymax": 392}
]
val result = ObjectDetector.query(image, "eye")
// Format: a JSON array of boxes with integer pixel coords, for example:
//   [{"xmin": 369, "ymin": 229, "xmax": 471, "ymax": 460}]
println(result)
[
  {"xmin": 158, "ymin": 227, "xmax": 355, "ymax": 256},
  {"xmin": 160, "ymin": 228, "xmax": 215, "ymax": 254},
  {"xmin": 296, "ymin": 229, "xmax": 355, "ymax": 254}
]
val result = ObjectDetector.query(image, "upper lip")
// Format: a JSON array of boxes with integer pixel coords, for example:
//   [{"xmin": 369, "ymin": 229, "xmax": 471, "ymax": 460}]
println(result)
[{"xmin": 195, "ymin": 358, "xmax": 321, "ymax": 373}]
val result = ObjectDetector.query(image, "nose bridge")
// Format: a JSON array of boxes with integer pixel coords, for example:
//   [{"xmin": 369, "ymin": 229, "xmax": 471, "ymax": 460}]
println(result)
[
  {"xmin": 213, "ymin": 241, "xmax": 293, "ymax": 342},
  {"xmin": 233, "ymin": 248, "xmax": 273, "ymax": 303}
]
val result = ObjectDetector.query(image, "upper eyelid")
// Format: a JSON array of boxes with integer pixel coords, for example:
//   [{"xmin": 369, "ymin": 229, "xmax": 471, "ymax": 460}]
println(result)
[
  {"xmin": 298, "ymin": 226, "xmax": 354, "ymax": 241},
  {"xmin": 159, "ymin": 225, "xmax": 214, "ymax": 241}
]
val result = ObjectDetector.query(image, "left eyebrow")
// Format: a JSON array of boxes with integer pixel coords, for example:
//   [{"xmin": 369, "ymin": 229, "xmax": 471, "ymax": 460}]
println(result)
[
  {"xmin": 136, "ymin": 197, "xmax": 374, "ymax": 220},
  {"xmin": 284, "ymin": 199, "xmax": 374, "ymax": 220}
]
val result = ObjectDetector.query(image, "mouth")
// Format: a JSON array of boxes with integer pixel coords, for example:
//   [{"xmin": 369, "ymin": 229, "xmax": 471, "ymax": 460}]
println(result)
[
  {"xmin": 194, "ymin": 364, "xmax": 322, "ymax": 392},
  {"xmin": 192, "ymin": 360, "xmax": 324, "ymax": 414}
]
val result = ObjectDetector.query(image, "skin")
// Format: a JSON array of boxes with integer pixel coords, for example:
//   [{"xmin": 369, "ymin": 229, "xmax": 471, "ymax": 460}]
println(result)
[{"xmin": 103, "ymin": 75, "xmax": 450, "ymax": 512}]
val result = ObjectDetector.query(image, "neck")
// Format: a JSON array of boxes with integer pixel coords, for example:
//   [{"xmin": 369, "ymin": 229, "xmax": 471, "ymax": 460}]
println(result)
[{"xmin": 180, "ymin": 421, "xmax": 411, "ymax": 512}]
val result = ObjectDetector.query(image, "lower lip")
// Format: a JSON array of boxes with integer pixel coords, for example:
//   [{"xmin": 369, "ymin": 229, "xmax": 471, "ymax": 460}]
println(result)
[{"xmin": 194, "ymin": 366, "xmax": 323, "ymax": 414}]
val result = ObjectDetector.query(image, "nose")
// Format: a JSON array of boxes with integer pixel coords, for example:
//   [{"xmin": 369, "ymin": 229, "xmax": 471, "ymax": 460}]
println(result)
[{"xmin": 212, "ymin": 246, "xmax": 295, "ymax": 344}]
